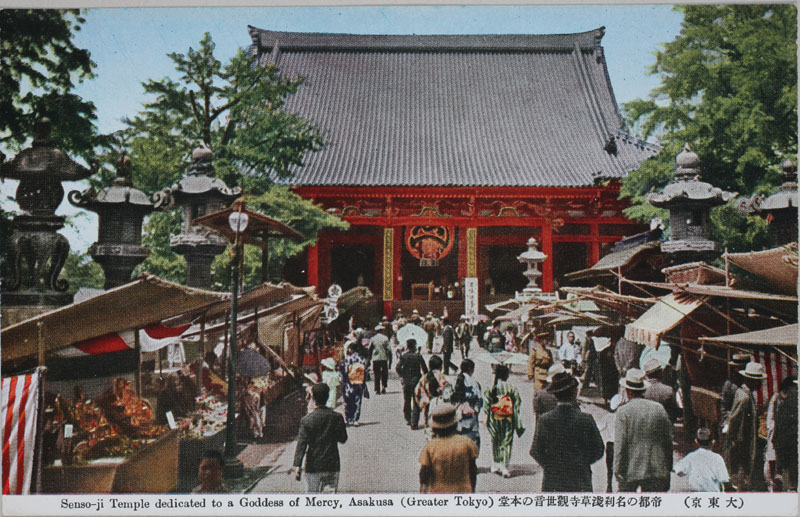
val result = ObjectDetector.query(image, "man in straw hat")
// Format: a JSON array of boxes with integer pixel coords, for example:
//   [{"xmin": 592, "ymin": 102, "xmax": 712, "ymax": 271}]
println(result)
[
  {"xmin": 721, "ymin": 360, "xmax": 767, "ymax": 491},
  {"xmin": 532, "ymin": 363, "xmax": 564, "ymax": 424},
  {"xmin": 418, "ymin": 403, "xmax": 478, "ymax": 493},
  {"xmin": 720, "ymin": 353, "xmax": 751, "ymax": 435},
  {"xmin": 530, "ymin": 371, "xmax": 604, "ymax": 492},
  {"xmin": 614, "ymin": 368, "xmax": 673, "ymax": 492},
  {"xmin": 643, "ymin": 358, "xmax": 680, "ymax": 421},
  {"xmin": 369, "ymin": 324, "xmax": 391, "ymax": 395}
]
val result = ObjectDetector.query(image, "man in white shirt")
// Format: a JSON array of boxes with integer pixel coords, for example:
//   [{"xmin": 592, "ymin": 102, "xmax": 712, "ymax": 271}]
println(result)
[
  {"xmin": 674, "ymin": 427, "xmax": 731, "ymax": 492},
  {"xmin": 557, "ymin": 331, "xmax": 582, "ymax": 373}
]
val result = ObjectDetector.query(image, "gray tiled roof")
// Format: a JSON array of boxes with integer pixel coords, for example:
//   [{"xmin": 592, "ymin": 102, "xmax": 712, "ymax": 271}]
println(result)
[{"xmin": 248, "ymin": 26, "xmax": 660, "ymax": 187}]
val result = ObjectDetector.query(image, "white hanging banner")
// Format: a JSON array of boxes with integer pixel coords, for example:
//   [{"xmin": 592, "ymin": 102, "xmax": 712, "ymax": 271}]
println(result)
[{"xmin": 464, "ymin": 277, "xmax": 479, "ymax": 318}]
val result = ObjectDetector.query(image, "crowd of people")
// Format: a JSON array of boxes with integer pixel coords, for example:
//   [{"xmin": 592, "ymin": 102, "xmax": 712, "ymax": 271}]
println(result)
[{"xmin": 254, "ymin": 310, "xmax": 797, "ymax": 496}]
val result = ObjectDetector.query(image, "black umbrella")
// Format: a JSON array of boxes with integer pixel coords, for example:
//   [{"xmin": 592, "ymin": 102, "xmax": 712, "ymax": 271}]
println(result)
[{"xmin": 237, "ymin": 348, "xmax": 272, "ymax": 378}]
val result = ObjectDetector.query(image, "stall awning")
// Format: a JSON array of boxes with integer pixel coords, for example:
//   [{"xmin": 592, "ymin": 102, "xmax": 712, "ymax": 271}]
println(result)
[
  {"xmin": 726, "ymin": 243, "xmax": 798, "ymax": 295},
  {"xmin": 1, "ymin": 274, "xmax": 226, "ymax": 363},
  {"xmin": 624, "ymin": 293, "xmax": 704, "ymax": 349},
  {"xmin": 565, "ymin": 241, "xmax": 660, "ymax": 280},
  {"xmin": 700, "ymin": 324, "xmax": 799, "ymax": 347}
]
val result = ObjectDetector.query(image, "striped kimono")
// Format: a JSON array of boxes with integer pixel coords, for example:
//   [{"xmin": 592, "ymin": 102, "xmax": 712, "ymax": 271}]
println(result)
[{"xmin": 483, "ymin": 379, "xmax": 524, "ymax": 467}]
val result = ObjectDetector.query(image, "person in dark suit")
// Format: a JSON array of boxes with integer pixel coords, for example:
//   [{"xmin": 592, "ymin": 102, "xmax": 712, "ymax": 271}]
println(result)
[
  {"xmin": 530, "ymin": 371, "xmax": 605, "ymax": 492},
  {"xmin": 396, "ymin": 339, "xmax": 428, "ymax": 429},
  {"xmin": 441, "ymin": 318, "xmax": 455, "ymax": 374},
  {"xmin": 293, "ymin": 384, "xmax": 348, "ymax": 493}
]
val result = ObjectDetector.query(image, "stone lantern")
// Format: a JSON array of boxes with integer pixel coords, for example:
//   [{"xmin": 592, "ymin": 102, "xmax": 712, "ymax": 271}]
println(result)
[
  {"xmin": 167, "ymin": 145, "xmax": 240, "ymax": 288},
  {"xmin": 68, "ymin": 155, "xmax": 156, "ymax": 289},
  {"xmin": 738, "ymin": 158, "xmax": 798, "ymax": 247},
  {"xmin": 0, "ymin": 118, "xmax": 95, "ymax": 324},
  {"xmin": 516, "ymin": 237, "xmax": 547, "ymax": 301},
  {"xmin": 647, "ymin": 144, "xmax": 737, "ymax": 264}
]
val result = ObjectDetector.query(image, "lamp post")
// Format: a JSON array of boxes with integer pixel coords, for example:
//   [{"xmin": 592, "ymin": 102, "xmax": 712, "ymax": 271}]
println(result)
[
  {"xmin": 223, "ymin": 206, "xmax": 248, "ymax": 479},
  {"xmin": 193, "ymin": 199, "xmax": 303, "ymax": 479}
]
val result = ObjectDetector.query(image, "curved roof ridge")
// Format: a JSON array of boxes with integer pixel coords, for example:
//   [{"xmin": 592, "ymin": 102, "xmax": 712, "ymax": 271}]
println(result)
[{"xmin": 248, "ymin": 25, "xmax": 607, "ymax": 53}]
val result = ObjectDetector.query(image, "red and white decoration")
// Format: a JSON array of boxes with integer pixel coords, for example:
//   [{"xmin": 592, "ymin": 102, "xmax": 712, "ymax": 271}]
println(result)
[
  {"xmin": 753, "ymin": 349, "xmax": 796, "ymax": 405},
  {"xmin": 54, "ymin": 323, "xmax": 191, "ymax": 358},
  {"xmin": 1, "ymin": 370, "xmax": 42, "ymax": 495}
]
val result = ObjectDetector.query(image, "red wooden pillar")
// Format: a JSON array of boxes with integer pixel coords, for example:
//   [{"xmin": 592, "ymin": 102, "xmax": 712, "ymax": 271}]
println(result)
[
  {"xmin": 541, "ymin": 222, "xmax": 553, "ymax": 292},
  {"xmin": 318, "ymin": 236, "xmax": 331, "ymax": 295},
  {"xmin": 589, "ymin": 222, "xmax": 600, "ymax": 266},
  {"xmin": 457, "ymin": 226, "xmax": 468, "ymax": 280},
  {"xmin": 307, "ymin": 242, "xmax": 319, "ymax": 289}
]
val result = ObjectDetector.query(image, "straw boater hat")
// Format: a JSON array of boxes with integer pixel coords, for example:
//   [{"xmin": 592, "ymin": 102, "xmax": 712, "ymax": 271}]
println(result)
[
  {"xmin": 739, "ymin": 361, "xmax": 767, "ymax": 380},
  {"xmin": 429, "ymin": 403, "xmax": 459, "ymax": 430},
  {"xmin": 546, "ymin": 363, "xmax": 566, "ymax": 383},
  {"xmin": 375, "ymin": 324, "xmax": 384, "ymax": 331},
  {"xmin": 547, "ymin": 372, "xmax": 579, "ymax": 394},
  {"xmin": 321, "ymin": 358, "xmax": 336, "ymax": 370},
  {"xmin": 643, "ymin": 358, "xmax": 662, "ymax": 376},
  {"xmin": 620, "ymin": 368, "xmax": 648, "ymax": 391},
  {"xmin": 729, "ymin": 353, "xmax": 752, "ymax": 366},
  {"xmin": 412, "ymin": 309, "xmax": 420, "ymax": 314}
]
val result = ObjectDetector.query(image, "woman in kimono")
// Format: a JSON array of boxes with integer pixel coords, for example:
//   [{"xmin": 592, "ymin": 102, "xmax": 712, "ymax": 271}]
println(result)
[
  {"xmin": 415, "ymin": 355, "xmax": 448, "ymax": 428},
  {"xmin": 452, "ymin": 359, "xmax": 482, "ymax": 450},
  {"xmin": 483, "ymin": 364, "xmax": 525, "ymax": 478},
  {"xmin": 338, "ymin": 341, "xmax": 369, "ymax": 426}
]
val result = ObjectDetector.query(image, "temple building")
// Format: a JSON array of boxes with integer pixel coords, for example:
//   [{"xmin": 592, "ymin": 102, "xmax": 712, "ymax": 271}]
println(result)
[{"xmin": 248, "ymin": 26, "xmax": 660, "ymax": 316}]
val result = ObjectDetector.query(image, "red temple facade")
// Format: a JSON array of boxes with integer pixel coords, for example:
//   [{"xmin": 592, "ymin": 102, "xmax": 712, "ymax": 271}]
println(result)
[{"xmin": 248, "ymin": 26, "xmax": 659, "ymax": 316}]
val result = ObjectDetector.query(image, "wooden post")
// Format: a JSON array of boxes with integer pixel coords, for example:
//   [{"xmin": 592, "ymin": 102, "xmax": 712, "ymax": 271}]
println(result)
[
  {"xmin": 200, "ymin": 312, "xmax": 207, "ymax": 358},
  {"xmin": 222, "ymin": 314, "xmax": 230, "ymax": 381},
  {"xmin": 37, "ymin": 321, "xmax": 45, "ymax": 367},
  {"xmin": 134, "ymin": 329, "xmax": 142, "ymax": 397},
  {"xmin": 589, "ymin": 222, "xmax": 600, "ymax": 266},
  {"xmin": 261, "ymin": 241, "xmax": 270, "ymax": 283}
]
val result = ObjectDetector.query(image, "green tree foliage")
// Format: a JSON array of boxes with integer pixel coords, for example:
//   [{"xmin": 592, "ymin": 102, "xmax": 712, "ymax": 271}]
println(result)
[
  {"xmin": 209, "ymin": 187, "xmax": 349, "ymax": 290},
  {"xmin": 118, "ymin": 33, "xmax": 342, "ymax": 285},
  {"xmin": 0, "ymin": 9, "xmax": 101, "ymax": 161},
  {"xmin": 60, "ymin": 251, "xmax": 104, "ymax": 295},
  {"xmin": 622, "ymin": 4, "xmax": 796, "ymax": 252}
]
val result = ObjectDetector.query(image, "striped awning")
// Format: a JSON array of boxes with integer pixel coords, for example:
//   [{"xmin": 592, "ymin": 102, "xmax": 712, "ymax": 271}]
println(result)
[{"xmin": 624, "ymin": 293, "xmax": 704, "ymax": 348}]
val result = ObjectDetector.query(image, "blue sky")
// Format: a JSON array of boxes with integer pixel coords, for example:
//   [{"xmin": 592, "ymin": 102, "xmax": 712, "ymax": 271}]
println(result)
[{"xmin": 3, "ymin": 5, "xmax": 685, "ymax": 251}]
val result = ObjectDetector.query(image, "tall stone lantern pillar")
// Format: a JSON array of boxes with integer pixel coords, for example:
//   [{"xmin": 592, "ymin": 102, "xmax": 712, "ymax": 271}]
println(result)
[
  {"xmin": 516, "ymin": 237, "xmax": 547, "ymax": 302},
  {"xmin": 68, "ymin": 155, "xmax": 156, "ymax": 289},
  {"xmin": 167, "ymin": 146, "xmax": 240, "ymax": 288},
  {"xmin": 0, "ymin": 118, "xmax": 95, "ymax": 325},
  {"xmin": 738, "ymin": 158, "xmax": 798, "ymax": 247},
  {"xmin": 647, "ymin": 144, "xmax": 737, "ymax": 264}
]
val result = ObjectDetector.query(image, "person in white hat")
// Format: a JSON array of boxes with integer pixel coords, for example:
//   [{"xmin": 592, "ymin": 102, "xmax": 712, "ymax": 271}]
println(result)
[
  {"xmin": 720, "ymin": 353, "xmax": 752, "ymax": 434},
  {"xmin": 369, "ymin": 325, "xmax": 391, "ymax": 394},
  {"xmin": 643, "ymin": 358, "xmax": 680, "ymax": 421},
  {"xmin": 721, "ymin": 361, "xmax": 767, "ymax": 491},
  {"xmin": 613, "ymin": 368, "xmax": 673, "ymax": 492}
]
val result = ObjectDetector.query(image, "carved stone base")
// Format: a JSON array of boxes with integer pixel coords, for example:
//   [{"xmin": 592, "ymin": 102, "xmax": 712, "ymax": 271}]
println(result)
[
  {"xmin": 1, "ymin": 295, "xmax": 73, "ymax": 327},
  {"xmin": 90, "ymin": 243, "xmax": 150, "ymax": 289}
]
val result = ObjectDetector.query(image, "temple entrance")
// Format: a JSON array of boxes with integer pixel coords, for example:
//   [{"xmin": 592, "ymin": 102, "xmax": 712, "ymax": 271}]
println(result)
[
  {"xmin": 553, "ymin": 242, "xmax": 588, "ymax": 291},
  {"xmin": 330, "ymin": 244, "xmax": 375, "ymax": 292},
  {"xmin": 485, "ymin": 245, "xmax": 527, "ymax": 295}
]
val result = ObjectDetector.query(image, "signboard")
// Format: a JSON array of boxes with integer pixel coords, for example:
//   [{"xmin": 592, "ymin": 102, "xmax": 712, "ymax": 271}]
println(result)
[{"xmin": 463, "ymin": 277, "xmax": 478, "ymax": 318}]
